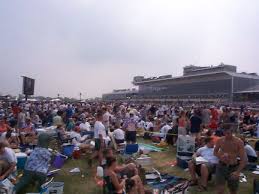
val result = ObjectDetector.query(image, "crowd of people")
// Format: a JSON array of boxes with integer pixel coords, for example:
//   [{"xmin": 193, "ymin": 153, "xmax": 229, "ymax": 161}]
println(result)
[{"xmin": 0, "ymin": 100, "xmax": 259, "ymax": 193}]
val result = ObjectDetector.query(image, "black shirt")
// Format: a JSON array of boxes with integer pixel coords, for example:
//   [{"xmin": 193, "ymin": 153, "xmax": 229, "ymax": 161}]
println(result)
[{"xmin": 190, "ymin": 115, "xmax": 202, "ymax": 133}]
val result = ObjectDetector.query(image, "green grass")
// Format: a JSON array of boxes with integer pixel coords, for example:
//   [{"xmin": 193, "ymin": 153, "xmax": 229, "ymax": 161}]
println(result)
[
  {"xmin": 139, "ymin": 138, "xmax": 254, "ymax": 194},
  {"xmin": 23, "ymin": 138, "xmax": 254, "ymax": 194},
  {"xmin": 22, "ymin": 154, "xmax": 101, "ymax": 194}
]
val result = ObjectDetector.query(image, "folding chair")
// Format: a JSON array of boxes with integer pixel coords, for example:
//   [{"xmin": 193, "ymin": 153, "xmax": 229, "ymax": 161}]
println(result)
[{"xmin": 108, "ymin": 132, "xmax": 126, "ymax": 153}]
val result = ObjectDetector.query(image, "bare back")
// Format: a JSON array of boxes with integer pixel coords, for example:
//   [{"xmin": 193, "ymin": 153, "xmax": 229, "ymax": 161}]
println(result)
[{"xmin": 217, "ymin": 136, "xmax": 243, "ymax": 165}]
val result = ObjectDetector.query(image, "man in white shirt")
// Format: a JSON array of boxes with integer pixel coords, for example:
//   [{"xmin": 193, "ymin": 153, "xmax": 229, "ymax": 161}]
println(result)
[
  {"xmin": 145, "ymin": 118, "xmax": 154, "ymax": 131},
  {"xmin": 91, "ymin": 112, "xmax": 106, "ymax": 165},
  {"xmin": 102, "ymin": 107, "xmax": 112, "ymax": 132},
  {"xmin": 245, "ymin": 143, "xmax": 257, "ymax": 163},
  {"xmin": 70, "ymin": 127, "xmax": 90, "ymax": 150},
  {"xmin": 241, "ymin": 137, "xmax": 257, "ymax": 163},
  {"xmin": 113, "ymin": 127, "xmax": 125, "ymax": 144},
  {"xmin": 0, "ymin": 141, "xmax": 17, "ymax": 180},
  {"xmin": 160, "ymin": 122, "xmax": 172, "ymax": 140},
  {"xmin": 137, "ymin": 120, "xmax": 145, "ymax": 129},
  {"xmin": 188, "ymin": 137, "xmax": 219, "ymax": 191},
  {"xmin": 79, "ymin": 119, "xmax": 91, "ymax": 131},
  {"xmin": 94, "ymin": 119, "xmax": 107, "ymax": 140}
]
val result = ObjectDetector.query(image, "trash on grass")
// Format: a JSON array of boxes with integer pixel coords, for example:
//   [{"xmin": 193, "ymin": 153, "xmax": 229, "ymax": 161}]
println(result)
[{"xmin": 70, "ymin": 168, "xmax": 80, "ymax": 173}]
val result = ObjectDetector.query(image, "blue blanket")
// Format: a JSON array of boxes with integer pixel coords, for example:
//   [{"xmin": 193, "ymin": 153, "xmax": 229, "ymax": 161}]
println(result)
[{"xmin": 146, "ymin": 174, "xmax": 186, "ymax": 190}]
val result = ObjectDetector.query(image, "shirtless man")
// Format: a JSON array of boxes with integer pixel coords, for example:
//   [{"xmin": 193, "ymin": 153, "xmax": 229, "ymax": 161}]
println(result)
[{"xmin": 214, "ymin": 123, "xmax": 246, "ymax": 194}]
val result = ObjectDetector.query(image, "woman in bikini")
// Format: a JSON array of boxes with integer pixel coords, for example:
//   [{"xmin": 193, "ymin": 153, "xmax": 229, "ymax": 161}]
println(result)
[{"xmin": 105, "ymin": 156, "xmax": 145, "ymax": 194}]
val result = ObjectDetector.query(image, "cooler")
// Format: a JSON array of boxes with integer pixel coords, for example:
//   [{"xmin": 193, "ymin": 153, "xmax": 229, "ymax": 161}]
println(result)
[{"xmin": 16, "ymin": 152, "xmax": 27, "ymax": 170}]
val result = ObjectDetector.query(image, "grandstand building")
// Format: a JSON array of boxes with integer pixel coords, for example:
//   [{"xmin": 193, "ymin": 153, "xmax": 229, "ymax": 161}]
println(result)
[
  {"xmin": 103, "ymin": 63, "xmax": 259, "ymax": 102},
  {"xmin": 102, "ymin": 89, "xmax": 138, "ymax": 101}
]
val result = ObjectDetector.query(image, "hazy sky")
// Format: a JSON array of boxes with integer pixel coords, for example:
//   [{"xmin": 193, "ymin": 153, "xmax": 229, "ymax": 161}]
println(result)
[{"xmin": 0, "ymin": 0, "xmax": 259, "ymax": 98}]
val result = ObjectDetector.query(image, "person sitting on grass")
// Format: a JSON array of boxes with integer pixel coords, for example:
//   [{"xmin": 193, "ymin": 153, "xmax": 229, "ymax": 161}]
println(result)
[
  {"xmin": 0, "ymin": 118, "xmax": 11, "ymax": 135},
  {"xmin": 14, "ymin": 133, "xmax": 52, "ymax": 194},
  {"xmin": 5, "ymin": 129, "xmax": 20, "ymax": 149},
  {"xmin": 150, "ymin": 119, "xmax": 162, "ymax": 143},
  {"xmin": 113, "ymin": 123, "xmax": 125, "ymax": 144},
  {"xmin": 19, "ymin": 118, "xmax": 36, "ymax": 145},
  {"xmin": 102, "ymin": 148, "xmax": 138, "ymax": 177},
  {"xmin": 159, "ymin": 120, "xmax": 172, "ymax": 141},
  {"xmin": 104, "ymin": 156, "xmax": 145, "ymax": 194},
  {"xmin": 0, "ymin": 141, "xmax": 17, "ymax": 181},
  {"xmin": 188, "ymin": 137, "xmax": 219, "ymax": 191},
  {"xmin": 70, "ymin": 126, "xmax": 91, "ymax": 151},
  {"xmin": 143, "ymin": 117, "xmax": 154, "ymax": 139},
  {"xmin": 56, "ymin": 124, "xmax": 68, "ymax": 141},
  {"xmin": 241, "ymin": 136, "xmax": 257, "ymax": 163},
  {"xmin": 166, "ymin": 118, "xmax": 178, "ymax": 146}
]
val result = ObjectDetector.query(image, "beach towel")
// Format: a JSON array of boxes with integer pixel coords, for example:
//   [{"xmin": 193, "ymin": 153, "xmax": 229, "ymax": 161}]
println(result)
[
  {"xmin": 138, "ymin": 143, "xmax": 163, "ymax": 152},
  {"xmin": 147, "ymin": 173, "xmax": 189, "ymax": 193}
]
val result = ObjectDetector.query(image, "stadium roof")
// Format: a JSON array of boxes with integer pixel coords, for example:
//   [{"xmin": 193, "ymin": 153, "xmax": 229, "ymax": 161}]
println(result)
[
  {"xmin": 103, "ymin": 89, "xmax": 138, "ymax": 95},
  {"xmin": 133, "ymin": 71, "xmax": 259, "ymax": 85},
  {"xmin": 234, "ymin": 84, "xmax": 259, "ymax": 94}
]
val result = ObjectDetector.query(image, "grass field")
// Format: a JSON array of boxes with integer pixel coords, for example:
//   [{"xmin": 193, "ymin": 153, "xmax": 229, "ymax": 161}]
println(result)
[{"xmin": 23, "ymin": 138, "xmax": 254, "ymax": 194}]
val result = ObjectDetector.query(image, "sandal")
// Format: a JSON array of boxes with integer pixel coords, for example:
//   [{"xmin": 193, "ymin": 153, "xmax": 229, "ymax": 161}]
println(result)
[
  {"xmin": 189, "ymin": 180, "xmax": 198, "ymax": 186},
  {"xmin": 198, "ymin": 185, "xmax": 207, "ymax": 192}
]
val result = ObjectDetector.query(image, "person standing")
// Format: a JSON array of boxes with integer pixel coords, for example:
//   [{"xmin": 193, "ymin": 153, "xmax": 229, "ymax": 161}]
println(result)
[
  {"xmin": 214, "ymin": 123, "xmax": 246, "ymax": 194},
  {"xmin": 52, "ymin": 111, "xmax": 63, "ymax": 127},
  {"xmin": 17, "ymin": 109, "xmax": 26, "ymax": 129},
  {"xmin": 210, "ymin": 106, "xmax": 219, "ymax": 131},
  {"xmin": 103, "ymin": 107, "xmax": 112, "ymax": 134},
  {"xmin": 92, "ymin": 111, "xmax": 107, "ymax": 165},
  {"xmin": 178, "ymin": 111, "xmax": 188, "ymax": 135},
  {"xmin": 0, "ymin": 118, "xmax": 11, "ymax": 134},
  {"xmin": 66, "ymin": 104, "xmax": 73, "ymax": 122},
  {"xmin": 190, "ymin": 110, "xmax": 202, "ymax": 139},
  {"xmin": 202, "ymin": 106, "xmax": 211, "ymax": 127},
  {"xmin": 123, "ymin": 112, "xmax": 138, "ymax": 144}
]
